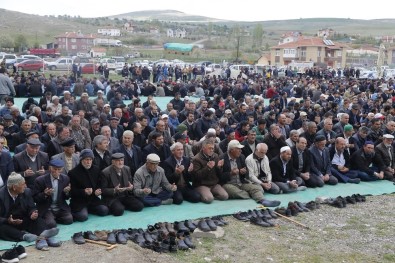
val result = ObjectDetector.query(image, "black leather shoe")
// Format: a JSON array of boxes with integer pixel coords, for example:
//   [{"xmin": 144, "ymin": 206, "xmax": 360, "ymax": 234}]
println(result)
[
  {"xmin": 72, "ymin": 232, "xmax": 85, "ymax": 244},
  {"xmin": 174, "ymin": 221, "xmax": 189, "ymax": 232},
  {"xmin": 147, "ymin": 225, "xmax": 157, "ymax": 234},
  {"xmin": 184, "ymin": 220, "xmax": 197, "ymax": 231},
  {"xmin": 305, "ymin": 201, "xmax": 317, "ymax": 210},
  {"xmin": 250, "ymin": 216, "xmax": 271, "ymax": 227},
  {"xmin": 166, "ymin": 222, "xmax": 176, "ymax": 234},
  {"xmin": 354, "ymin": 194, "xmax": 366, "ymax": 202},
  {"xmin": 206, "ymin": 218, "xmax": 217, "ymax": 231},
  {"xmin": 337, "ymin": 196, "xmax": 347, "ymax": 207},
  {"xmin": 107, "ymin": 231, "xmax": 116, "ymax": 244},
  {"xmin": 177, "ymin": 238, "xmax": 189, "ymax": 250},
  {"xmin": 213, "ymin": 216, "xmax": 228, "ymax": 225},
  {"xmin": 197, "ymin": 219, "xmax": 211, "ymax": 232},
  {"xmin": 295, "ymin": 201, "xmax": 310, "ymax": 212},
  {"xmin": 345, "ymin": 196, "xmax": 356, "ymax": 204},
  {"xmin": 116, "ymin": 231, "xmax": 127, "ymax": 244},
  {"xmin": 83, "ymin": 231, "xmax": 99, "ymax": 241},
  {"xmin": 247, "ymin": 209, "xmax": 258, "ymax": 218},
  {"xmin": 274, "ymin": 207, "xmax": 286, "ymax": 216},
  {"xmin": 183, "ymin": 231, "xmax": 195, "ymax": 249},
  {"xmin": 285, "ymin": 208, "xmax": 292, "ymax": 217},
  {"xmin": 233, "ymin": 212, "xmax": 249, "ymax": 221},
  {"xmin": 144, "ymin": 232, "xmax": 154, "ymax": 243},
  {"xmin": 169, "ymin": 237, "xmax": 178, "ymax": 253},
  {"xmin": 267, "ymin": 209, "xmax": 278, "ymax": 219},
  {"xmin": 348, "ymin": 178, "xmax": 360, "ymax": 184},
  {"xmin": 260, "ymin": 209, "xmax": 272, "ymax": 220},
  {"xmin": 259, "ymin": 199, "xmax": 281, "ymax": 207},
  {"xmin": 289, "ymin": 202, "xmax": 303, "ymax": 213}
]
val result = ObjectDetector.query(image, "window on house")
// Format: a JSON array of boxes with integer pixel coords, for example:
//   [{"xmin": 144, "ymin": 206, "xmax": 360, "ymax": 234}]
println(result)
[
  {"xmin": 317, "ymin": 51, "xmax": 321, "ymax": 57},
  {"xmin": 71, "ymin": 38, "xmax": 76, "ymax": 43},
  {"xmin": 275, "ymin": 50, "xmax": 280, "ymax": 56},
  {"xmin": 301, "ymin": 50, "xmax": 306, "ymax": 57},
  {"xmin": 71, "ymin": 45, "xmax": 77, "ymax": 50}
]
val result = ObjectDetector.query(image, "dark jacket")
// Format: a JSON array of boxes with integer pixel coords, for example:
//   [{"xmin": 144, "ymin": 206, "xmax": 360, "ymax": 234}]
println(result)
[
  {"xmin": 161, "ymin": 156, "xmax": 193, "ymax": 188},
  {"xmin": 100, "ymin": 165, "xmax": 134, "ymax": 207},
  {"xmin": 68, "ymin": 163, "xmax": 105, "ymax": 212},
  {"xmin": 0, "ymin": 187, "xmax": 36, "ymax": 225},
  {"xmin": 13, "ymin": 151, "xmax": 49, "ymax": 189},
  {"xmin": 329, "ymin": 147, "xmax": 352, "ymax": 170},
  {"xmin": 309, "ymin": 146, "xmax": 332, "ymax": 176},
  {"xmin": 92, "ymin": 149, "xmax": 112, "ymax": 171},
  {"xmin": 32, "ymin": 173, "xmax": 71, "ymax": 215},
  {"xmin": 191, "ymin": 151, "xmax": 222, "ymax": 187},
  {"xmin": 220, "ymin": 153, "xmax": 249, "ymax": 185},
  {"xmin": 270, "ymin": 155, "xmax": 296, "ymax": 183},
  {"xmin": 350, "ymin": 148, "xmax": 385, "ymax": 176},
  {"xmin": 113, "ymin": 144, "xmax": 143, "ymax": 177},
  {"xmin": 291, "ymin": 146, "xmax": 311, "ymax": 177},
  {"xmin": 0, "ymin": 150, "xmax": 14, "ymax": 184}
]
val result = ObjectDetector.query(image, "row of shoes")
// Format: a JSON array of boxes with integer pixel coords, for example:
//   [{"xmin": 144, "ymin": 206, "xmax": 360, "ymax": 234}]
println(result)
[
  {"xmin": 0, "ymin": 244, "xmax": 26, "ymax": 263},
  {"xmin": 233, "ymin": 209, "xmax": 278, "ymax": 222},
  {"xmin": 275, "ymin": 201, "xmax": 320, "ymax": 217},
  {"xmin": 326, "ymin": 194, "xmax": 366, "ymax": 208},
  {"xmin": 72, "ymin": 216, "xmax": 229, "ymax": 252},
  {"xmin": 131, "ymin": 228, "xmax": 195, "ymax": 253}
]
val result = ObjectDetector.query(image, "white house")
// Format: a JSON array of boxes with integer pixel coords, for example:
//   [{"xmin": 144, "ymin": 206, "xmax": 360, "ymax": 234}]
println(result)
[
  {"xmin": 167, "ymin": 29, "xmax": 174, "ymax": 38},
  {"xmin": 98, "ymin": 28, "xmax": 121, "ymax": 36},
  {"xmin": 90, "ymin": 47, "xmax": 106, "ymax": 58},
  {"xmin": 175, "ymin": 28, "xmax": 186, "ymax": 38}
]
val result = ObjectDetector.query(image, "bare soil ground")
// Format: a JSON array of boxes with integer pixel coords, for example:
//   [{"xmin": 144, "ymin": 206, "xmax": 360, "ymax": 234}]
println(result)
[{"xmin": 4, "ymin": 194, "xmax": 395, "ymax": 263}]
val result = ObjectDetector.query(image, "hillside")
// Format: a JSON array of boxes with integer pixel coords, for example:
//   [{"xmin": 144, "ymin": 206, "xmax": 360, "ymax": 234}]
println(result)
[
  {"xmin": 1, "ymin": 8, "xmax": 395, "ymax": 52},
  {"xmin": 108, "ymin": 9, "xmax": 226, "ymax": 22}
]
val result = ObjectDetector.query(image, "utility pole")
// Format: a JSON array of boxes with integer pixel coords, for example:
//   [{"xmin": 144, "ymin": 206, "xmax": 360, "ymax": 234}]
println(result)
[{"xmin": 236, "ymin": 35, "xmax": 240, "ymax": 63}]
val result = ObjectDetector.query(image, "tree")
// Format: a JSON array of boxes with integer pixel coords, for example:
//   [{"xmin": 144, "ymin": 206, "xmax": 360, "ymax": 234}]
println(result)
[
  {"xmin": 207, "ymin": 22, "xmax": 213, "ymax": 40},
  {"xmin": 14, "ymin": 35, "xmax": 28, "ymax": 52},
  {"xmin": 252, "ymin": 24, "xmax": 264, "ymax": 48},
  {"xmin": 0, "ymin": 37, "xmax": 14, "ymax": 50}
]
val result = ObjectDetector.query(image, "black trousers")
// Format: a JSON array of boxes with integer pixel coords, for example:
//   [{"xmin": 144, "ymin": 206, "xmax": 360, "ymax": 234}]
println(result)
[
  {"xmin": 109, "ymin": 196, "xmax": 144, "ymax": 216},
  {"xmin": 172, "ymin": 187, "xmax": 202, "ymax": 205},
  {"xmin": 0, "ymin": 216, "xmax": 47, "ymax": 242}
]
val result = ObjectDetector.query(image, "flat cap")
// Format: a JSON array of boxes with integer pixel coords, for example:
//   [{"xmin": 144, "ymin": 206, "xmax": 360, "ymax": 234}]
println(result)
[
  {"xmin": 112, "ymin": 152, "xmax": 125, "ymax": 160},
  {"xmin": 314, "ymin": 135, "xmax": 326, "ymax": 143},
  {"xmin": 60, "ymin": 138, "xmax": 76, "ymax": 147},
  {"xmin": 174, "ymin": 132, "xmax": 187, "ymax": 141},
  {"xmin": 80, "ymin": 149, "xmax": 94, "ymax": 160},
  {"xmin": 49, "ymin": 159, "xmax": 64, "ymax": 167},
  {"xmin": 147, "ymin": 153, "xmax": 160, "ymax": 164},
  {"xmin": 26, "ymin": 131, "xmax": 39, "ymax": 138},
  {"xmin": 3, "ymin": 114, "xmax": 12, "ymax": 120},
  {"xmin": 383, "ymin": 134, "xmax": 394, "ymax": 139},
  {"xmin": 27, "ymin": 138, "xmax": 41, "ymax": 146}
]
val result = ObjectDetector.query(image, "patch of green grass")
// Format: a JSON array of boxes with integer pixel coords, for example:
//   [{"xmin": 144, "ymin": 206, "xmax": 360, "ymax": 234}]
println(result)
[{"xmin": 383, "ymin": 254, "xmax": 395, "ymax": 262}]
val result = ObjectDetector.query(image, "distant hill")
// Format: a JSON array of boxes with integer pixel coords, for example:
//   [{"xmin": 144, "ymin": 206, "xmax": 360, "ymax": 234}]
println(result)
[
  {"xmin": 1, "ymin": 8, "xmax": 395, "ymax": 50},
  {"xmin": 108, "ymin": 9, "xmax": 226, "ymax": 22}
]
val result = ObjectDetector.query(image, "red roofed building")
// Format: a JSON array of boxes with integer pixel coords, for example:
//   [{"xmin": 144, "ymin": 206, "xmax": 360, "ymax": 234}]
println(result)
[
  {"xmin": 270, "ymin": 36, "xmax": 348, "ymax": 68},
  {"xmin": 55, "ymin": 31, "xmax": 96, "ymax": 54}
]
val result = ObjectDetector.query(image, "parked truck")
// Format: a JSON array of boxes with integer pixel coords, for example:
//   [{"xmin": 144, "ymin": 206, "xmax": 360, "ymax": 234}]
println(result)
[
  {"xmin": 28, "ymin": 48, "xmax": 60, "ymax": 58},
  {"xmin": 94, "ymin": 39, "xmax": 122, "ymax": 47}
]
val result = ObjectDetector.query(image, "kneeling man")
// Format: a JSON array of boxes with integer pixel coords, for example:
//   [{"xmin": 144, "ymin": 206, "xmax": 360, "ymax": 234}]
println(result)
[{"xmin": 100, "ymin": 153, "xmax": 144, "ymax": 216}]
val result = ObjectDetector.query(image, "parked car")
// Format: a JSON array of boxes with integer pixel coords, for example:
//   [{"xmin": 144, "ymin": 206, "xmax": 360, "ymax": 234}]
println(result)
[
  {"xmin": 46, "ymin": 58, "xmax": 73, "ymax": 70},
  {"xmin": 15, "ymin": 59, "xmax": 45, "ymax": 71},
  {"xmin": 81, "ymin": 63, "xmax": 98, "ymax": 74}
]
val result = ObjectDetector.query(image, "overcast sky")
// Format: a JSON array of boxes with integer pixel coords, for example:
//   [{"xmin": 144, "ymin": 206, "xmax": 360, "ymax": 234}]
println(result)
[{"xmin": 2, "ymin": 1, "xmax": 394, "ymax": 22}]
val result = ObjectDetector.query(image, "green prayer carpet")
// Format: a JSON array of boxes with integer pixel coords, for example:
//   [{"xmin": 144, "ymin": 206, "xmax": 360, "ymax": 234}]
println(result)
[{"xmin": 1, "ymin": 180, "xmax": 394, "ymax": 250}]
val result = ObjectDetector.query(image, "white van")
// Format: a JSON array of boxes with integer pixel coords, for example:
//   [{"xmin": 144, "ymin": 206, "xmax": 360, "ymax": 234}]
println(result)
[
  {"xmin": 0, "ymin": 53, "xmax": 17, "ymax": 69},
  {"xmin": 111, "ymin": 56, "xmax": 126, "ymax": 68},
  {"xmin": 229, "ymin": 64, "xmax": 254, "ymax": 78},
  {"xmin": 99, "ymin": 58, "xmax": 116, "ymax": 70}
]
